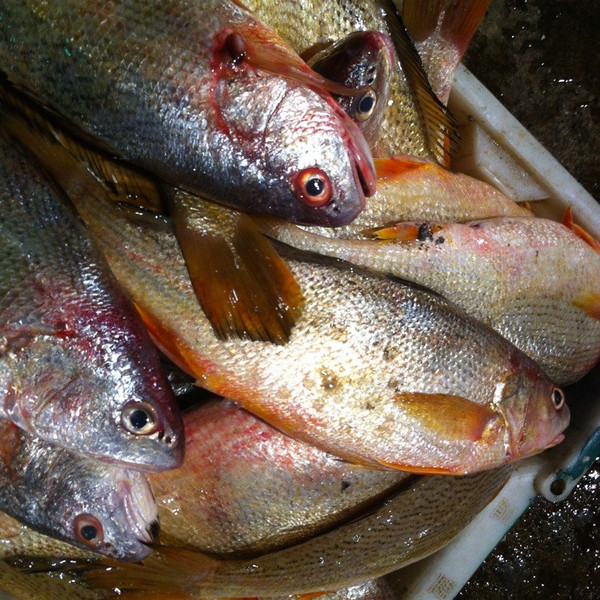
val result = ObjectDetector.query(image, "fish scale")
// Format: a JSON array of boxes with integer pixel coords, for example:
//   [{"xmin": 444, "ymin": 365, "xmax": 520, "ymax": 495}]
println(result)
[
  {"xmin": 0, "ymin": 0, "xmax": 375, "ymax": 227},
  {"xmin": 0, "ymin": 130, "xmax": 183, "ymax": 470},
  {"xmin": 64, "ymin": 170, "xmax": 569, "ymax": 475}
]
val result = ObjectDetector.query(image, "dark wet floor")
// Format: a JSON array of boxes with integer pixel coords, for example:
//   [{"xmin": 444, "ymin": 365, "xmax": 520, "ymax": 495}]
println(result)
[{"xmin": 457, "ymin": 1, "xmax": 600, "ymax": 598}]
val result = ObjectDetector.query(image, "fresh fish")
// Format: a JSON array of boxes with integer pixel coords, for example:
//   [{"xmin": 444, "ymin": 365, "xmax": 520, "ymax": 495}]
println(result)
[
  {"xmin": 308, "ymin": 31, "xmax": 395, "ymax": 146},
  {"xmin": 245, "ymin": 0, "xmax": 490, "ymax": 163},
  {"xmin": 83, "ymin": 467, "xmax": 512, "ymax": 597},
  {"xmin": 58, "ymin": 157, "xmax": 569, "ymax": 475},
  {"xmin": 0, "ymin": 130, "xmax": 183, "ymax": 469},
  {"xmin": 0, "ymin": 0, "xmax": 376, "ymax": 226},
  {"xmin": 292, "ymin": 155, "xmax": 531, "ymax": 240},
  {"xmin": 0, "ymin": 420, "xmax": 157, "ymax": 561},
  {"xmin": 257, "ymin": 579, "xmax": 398, "ymax": 600},
  {"xmin": 257, "ymin": 215, "xmax": 600, "ymax": 385},
  {"xmin": 152, "ymin": 399, "xmax": 411, "ymax": 556}
]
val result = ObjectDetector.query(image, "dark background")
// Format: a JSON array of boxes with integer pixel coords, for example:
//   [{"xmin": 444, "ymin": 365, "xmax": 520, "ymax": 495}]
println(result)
[{"xmin": 456, "ymin": 1, "xmax": 600, "ymax": 598}]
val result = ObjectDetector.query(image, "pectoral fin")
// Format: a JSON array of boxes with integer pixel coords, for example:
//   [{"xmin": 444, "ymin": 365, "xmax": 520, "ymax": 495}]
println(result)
[
  {"xmin": 374, "ymin": 155, "xmax": 432, "ymax": 181},
  {"xmin": 372, "ymin": 221, "xmax": 444, "ymax": 241},
  {"xmin": 394, "ymin": 392, "xmax": 498, "ymax": 442},
  {"xmin": 173, "ymin": 204, "xmax": 303, "ymax": 345}
]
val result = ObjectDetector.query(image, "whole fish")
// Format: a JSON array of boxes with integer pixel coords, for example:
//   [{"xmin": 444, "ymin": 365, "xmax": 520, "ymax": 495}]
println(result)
[
  {"xmin": 257, "ymin": 215, "xmax": 600, "ymax": 386},
  {"xmin": 83, "ymin": 467, "xmax": 512, "ymax": 597},
  {"xmin": 0, "ymin": 130, "xmax": 183, "ymax": 469},
  {"xmin": 245, "ymin": 0, "xmax": 490, "ymax": 162},
  {"xmin": 0, "ymin": 0, "xmax": 376, "ymax": 226},
  {"xmin": 152, "ymin": 399, "xmax": 411, "ymax": 556},
  {"xmin": 0, "ymin": 420, "xmax": 157, "ymax": 561},
  {"xmin": 61, "ymin": 155, "xmax": 569, "ymax": 475},
  {"xmin": 309, "ymin": 31, "xmax": 395, "ymax": 146}
]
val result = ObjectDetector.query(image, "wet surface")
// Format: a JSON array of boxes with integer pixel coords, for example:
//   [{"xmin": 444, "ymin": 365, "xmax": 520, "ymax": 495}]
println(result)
[{"xmin": 458, "ymin": 1, "xmax": 600, "ymax": 598}]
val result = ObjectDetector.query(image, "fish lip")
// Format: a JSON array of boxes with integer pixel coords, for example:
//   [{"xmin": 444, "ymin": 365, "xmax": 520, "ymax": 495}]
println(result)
[{"xmin": 344, "ymin": 113, "xmax": 377, "ymax": 200}]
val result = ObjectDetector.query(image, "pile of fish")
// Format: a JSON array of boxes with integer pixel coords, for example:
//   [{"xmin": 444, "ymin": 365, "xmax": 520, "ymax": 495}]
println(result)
[{"xmin": 0, "ymin": 0, "xmax": 597, "ymax": 598}]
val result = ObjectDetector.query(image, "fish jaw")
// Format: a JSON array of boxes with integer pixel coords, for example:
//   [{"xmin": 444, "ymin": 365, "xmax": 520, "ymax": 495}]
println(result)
[{"xmin": 494, "ymin": 363, "xmax": 570, "ymax": 462}]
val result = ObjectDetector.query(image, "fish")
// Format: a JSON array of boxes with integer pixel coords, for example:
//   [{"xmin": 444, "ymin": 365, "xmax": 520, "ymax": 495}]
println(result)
[
  {"xmin": 58, "ymin": 163, "xmax": 569, "ymax": 475},
  {"xmin": 0, "ymin": 0, "xmax": 376, "ymax": 227},
  {"xmin": 0, "ymin": 129, "xmax": 184, "ymax": 469},
  {"xmin": 0, "ymin": 420, "xmax": 157, "ymax": 562},
  {"xmin": 256, "ymin": 215, "xmax": 600, "ymax": 386},
  {"xmin": 0, "ymin": 511, "xmax": 115, "ymax": 599},
  {"xmin": 152, "ymin": 399, "xmax": 411, "ymax": 556},
  {"xmin": 288, "ymin": 155, "xmax": 531, "ymax": 241},
  {"xmin": 81, "ymin": 467, "xmax": 512, "ymax": 597},
  {"xmin": 244, "ymin": 0, "xmax": 490, "ymax": 163},
  {"xmin": 308, "ymin": 31, "xmax": 396, "ymax": 147}
]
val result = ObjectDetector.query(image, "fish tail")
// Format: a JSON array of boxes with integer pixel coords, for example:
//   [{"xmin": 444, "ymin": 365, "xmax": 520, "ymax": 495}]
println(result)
[{"xmin": 83, "ymin": 546, "xmax": 220, "ymax": 596}]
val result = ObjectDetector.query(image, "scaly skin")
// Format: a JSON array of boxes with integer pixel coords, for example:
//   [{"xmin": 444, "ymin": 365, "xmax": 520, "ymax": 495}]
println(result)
[
  {"xmin": 0, "ymin": 132, "xmax": 183, "ymax": 470},
  {"xmin": 0, "ymin": 0, "xmax": 375, "ymax": 226},
  {"xmin": 258, "ymin": 215, "xmax": 600, "ymax": 385},
  {"xmin": 0, "ymin": 420, "xmax": 157, "ymax": 561},
  {"xmin": 70, "ymin": 185, "xmax": 569, "ymax": 476},
  {"xmin": 152, "ymin": 399, "xmax": 411, "ymax": 556}
]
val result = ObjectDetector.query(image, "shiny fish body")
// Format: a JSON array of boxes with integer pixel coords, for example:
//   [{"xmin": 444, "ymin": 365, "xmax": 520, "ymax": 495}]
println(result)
[
  {"xmin": 70, "ymin": 188, "xmax": 569, "ymax": 475},
  {"xmin": 259, "ymin": 216, "xmax": 600, "ymax": 385},
  {"xmin": 0, "ymin": 420, "xmax": 157, "ymax": 561},
  {"xmin": 86, "ymin": 467, "xmax": 512, "ymax": 597},
  {"xmin": 0, "ymin": 132, "xmax": 183, "ymax": 469},
  {"xmin": 152, "ymin": 399, "xmax": 411, "ymax": 556},
  {"xmin": 0, "ymin": 0, "xmax": 375, "ymax": 226}
]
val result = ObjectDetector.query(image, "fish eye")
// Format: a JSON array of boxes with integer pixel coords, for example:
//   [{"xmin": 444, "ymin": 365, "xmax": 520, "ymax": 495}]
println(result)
[
  {"xmin": 121, "ymin": 402, "xmax": 159, "ymax": 435},
  {"xmin": 292, "ymin": 168, "xmax": 333, "ymax": 208},
  {"xmin": 355, "ymin": 89, "xmax": 377, "ymax": 121},
  {"xmin": 552, "ymin": 387, "xmax": 565, "ymax": 409},
  {"xmin": 74, "ymin": 514, "xmax": 104, "ymax": 547}
]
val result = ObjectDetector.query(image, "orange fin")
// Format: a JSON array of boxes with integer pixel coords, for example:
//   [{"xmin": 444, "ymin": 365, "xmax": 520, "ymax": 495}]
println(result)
[
  {"xmin": 403, "ymin": 0, "xmax": 491, "ymax": 57},
  {"xmin": 82, "ymin": 546, "xmax": 220, "ymax": 596},
  {"xmin": 374, "ymin": 155, "xmax": 433, "ymax": 181},
  {"xmin": 394, "ymin": 392, "xmax": 498, "ymax": 442},
  {"xmin": 573, "ymin": 292, "xmax": 600, "ymax": 321},
  {"xmin": 173, "ymin": 202, "xmax": 303, "ymax": 345},
  {"xmin": 563, "ymin": 206, "xmax": 600, "ymax": 256},
  {"xmin": 377, "ymin": 0, "xmax": 459, "ymax": 166},
  {"xmin": 372, "ymin": 221, "xmax": 444, "ymax": 241}
]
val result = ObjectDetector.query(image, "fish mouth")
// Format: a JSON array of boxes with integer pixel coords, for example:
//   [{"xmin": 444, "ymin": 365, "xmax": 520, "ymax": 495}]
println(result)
[{"xmin": 344, "ymin": 112, "xmax": 377, "ymax": 200}]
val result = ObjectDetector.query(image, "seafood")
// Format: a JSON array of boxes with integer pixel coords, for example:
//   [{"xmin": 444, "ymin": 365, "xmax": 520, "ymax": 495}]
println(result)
[
  {"xmin": 256, "ymin": 215, "xmax": 600, "ymax": 385},
  {"xmin": 0, "ymin": 420, "xmax": 157, "ymax": 561},
  {"xmin": 0, "ymin": 130, "xmax": 183, "ymax": 469},
  {"xmin": 245, "ymin": 0, "xmax": 490, "ymax": 162},
  {"xmin": 0, "ymin": 0, "xmax": 375, "ymax": 226},
  {"xmin": 84, "ymin": 467, "xmax": 512, "ymax": 597},
  {"xmin": 309, "ymin": 31, "xmax": 395, "ymax": 146},
  {"xmin": 152, "ymin": 399, "xmax": 411, "ymax": 556},
  {"xmin": 61, "ymin": 166, "xmax": 569, "ymax": 475}
]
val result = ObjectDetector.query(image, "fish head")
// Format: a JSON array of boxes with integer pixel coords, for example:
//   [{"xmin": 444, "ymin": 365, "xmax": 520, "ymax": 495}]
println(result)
[
  {"xmin": 215, "ymin": 73, "xmax": 376, "ymax": 227},
  {"xmin": 309, "ymin": 31, "xmax": 396, "ymax": 145},
  {"xmin": 46, "ymin": 464, "xmax": 158, "ymax": 561},
  {"xmin": 496, "ymin": 359, "xmax": 570, "ymax": 461}
]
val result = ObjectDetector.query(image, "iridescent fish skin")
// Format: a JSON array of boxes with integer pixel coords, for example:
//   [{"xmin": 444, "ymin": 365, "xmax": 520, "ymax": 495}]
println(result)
[
  {"xmin": 0, "ymin": 132, "xmax": 183, "ymax": 470},
  {"xmin": 0, "ymin": 420, "xmax": 157, "ymax": 561},
  {"xmin": 84, "ymin": 467, "xmax": 512, "ymax": 597},
  {"xmin": 70, "ymin": 185, "xmax": 569, "ymax": 476},
  {"xmin": 309, "ymin": 31, "xmax": 395, "ymax": 146},
  {"xmin": 0, "ymin": 0, "xmax": 375, "ymax": 226},
  {"xmin": 152, "ymin": 399, "xmax": 410, "ymax": 556},
  {"xmin": 258, "ymin": 215, "xmax": 600, "ymax": 385}
]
